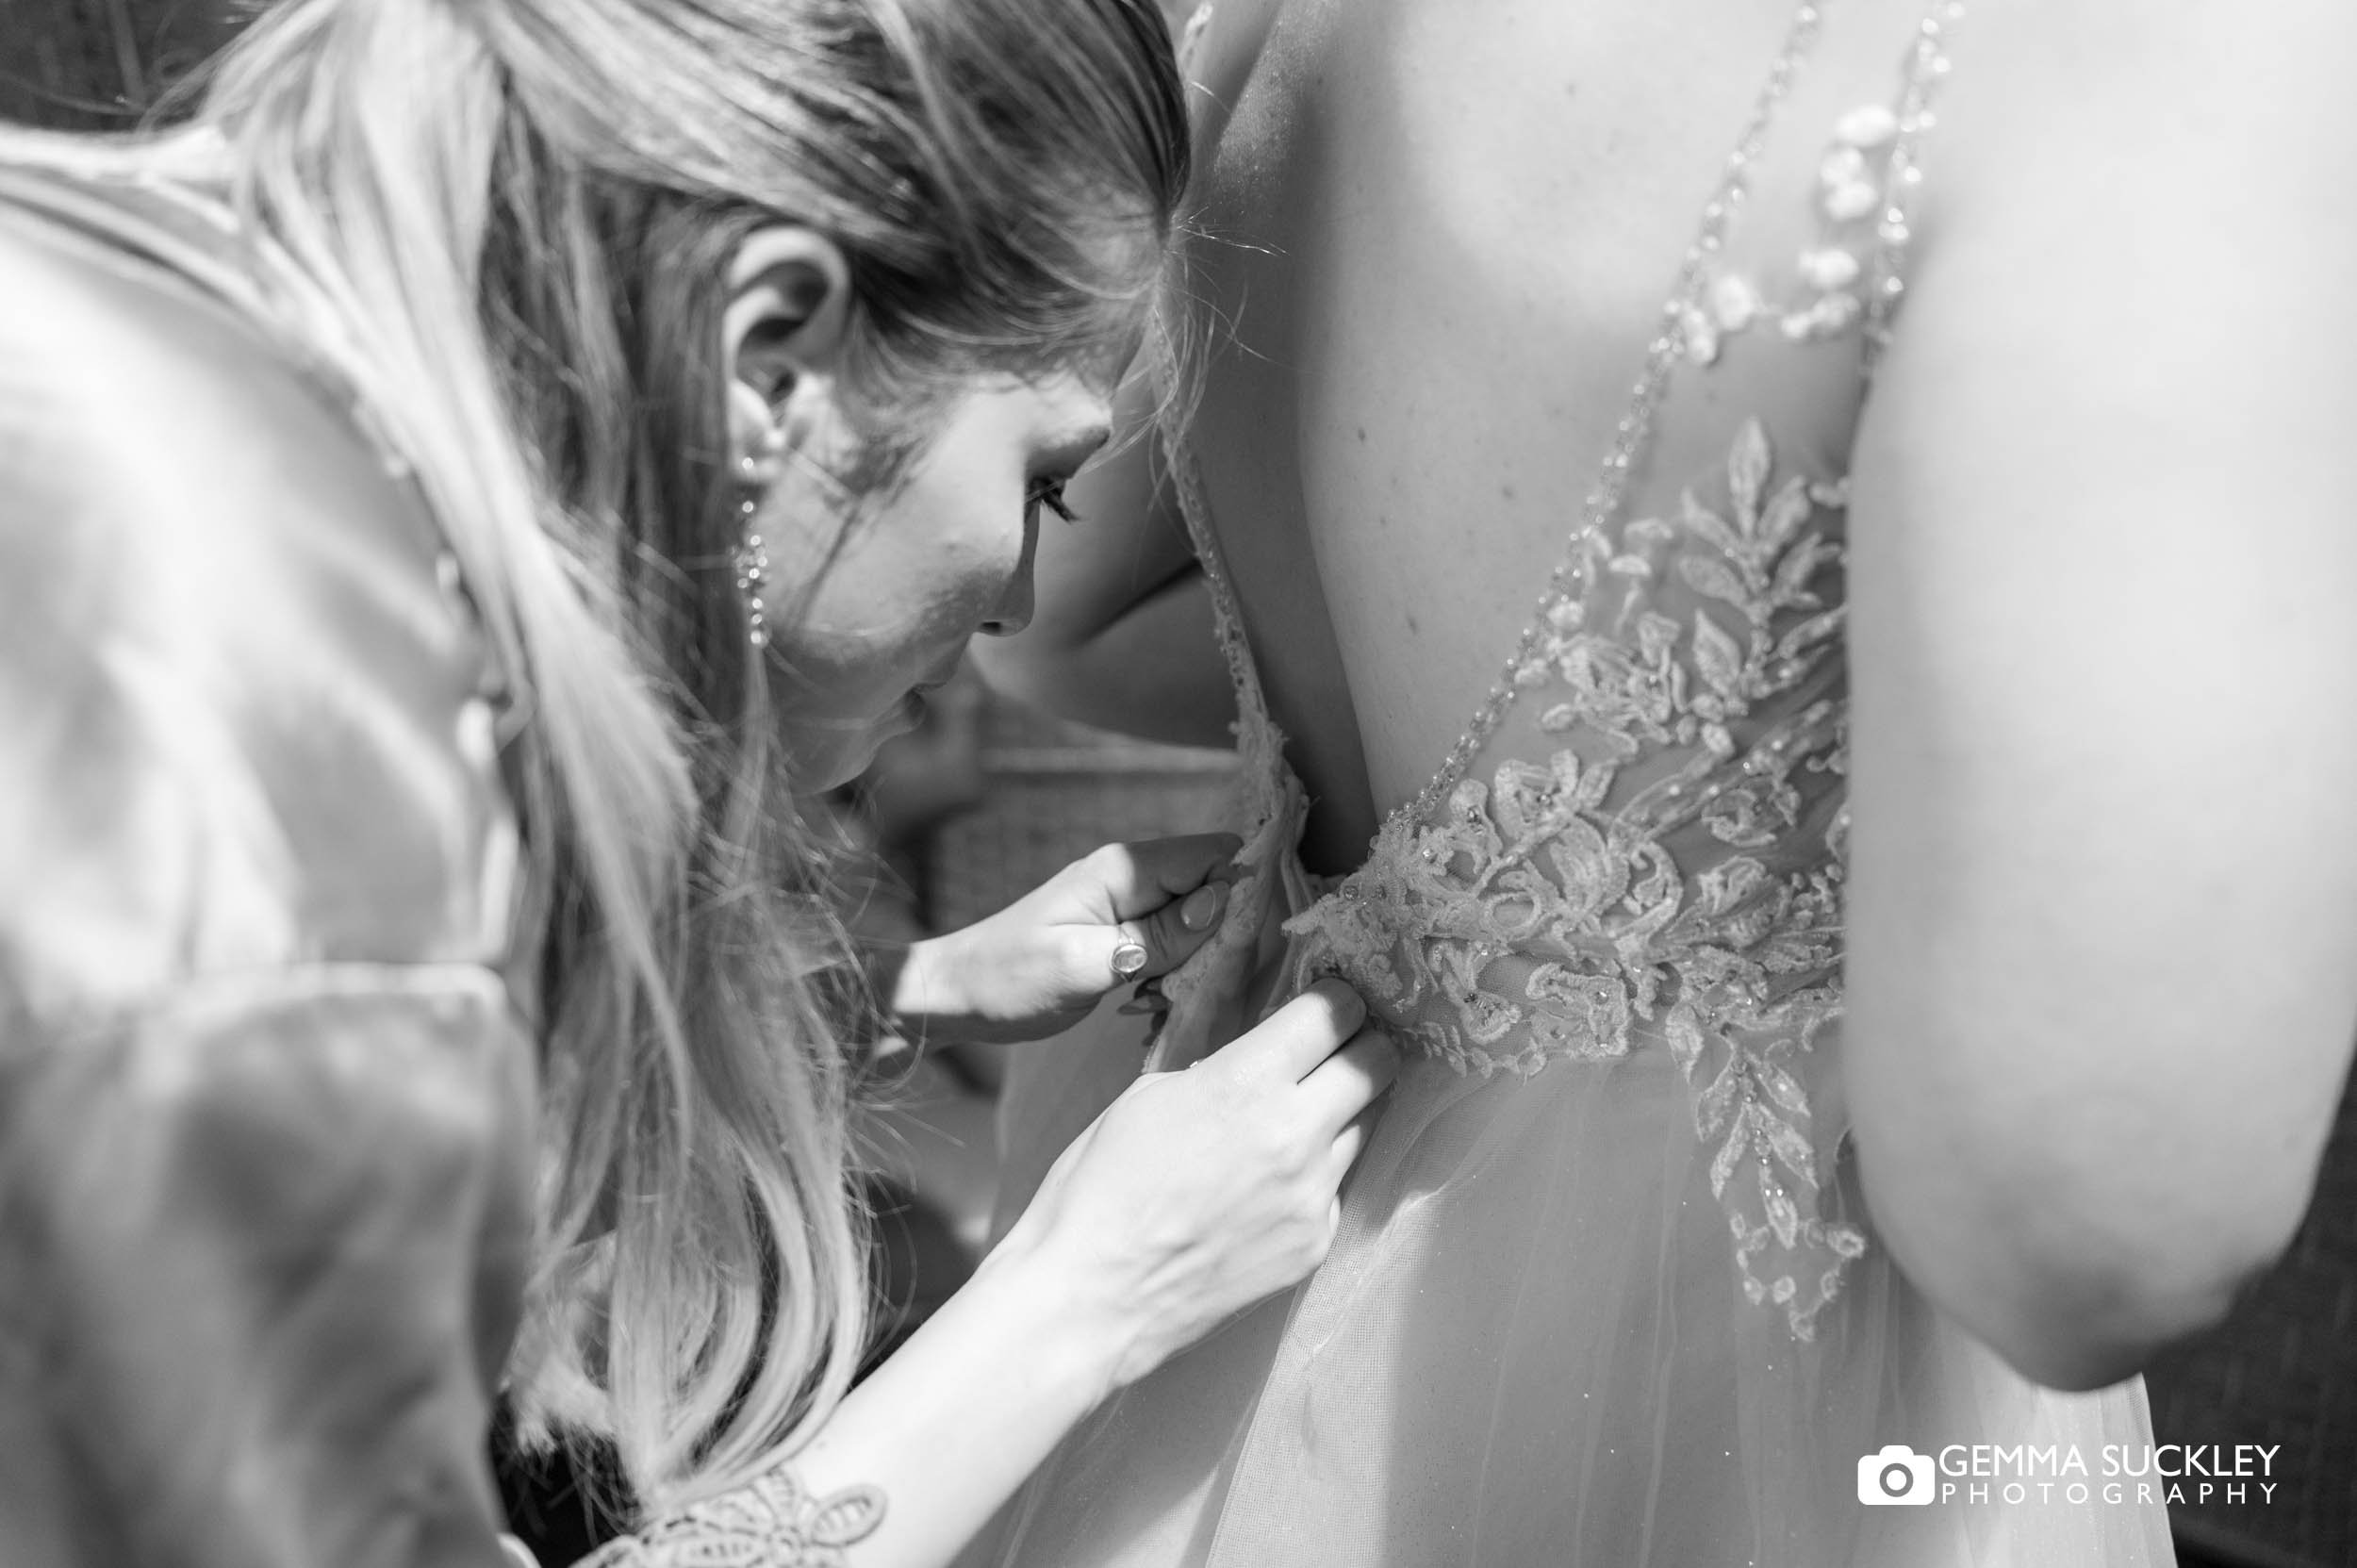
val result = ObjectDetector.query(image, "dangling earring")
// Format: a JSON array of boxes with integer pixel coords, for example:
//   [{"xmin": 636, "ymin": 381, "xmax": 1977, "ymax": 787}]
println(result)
[
  {"xmin": 733, "ymin": 507, "xmax": 770, "ymax": 652},
  {"xmin": 733, "ymin": 431, "xmax": 784, "ymax": 650}
]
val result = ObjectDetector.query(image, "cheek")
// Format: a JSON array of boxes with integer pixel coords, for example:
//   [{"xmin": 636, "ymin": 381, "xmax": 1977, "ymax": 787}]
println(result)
[
  {"xmin": 857, "ymin": 481, "xmax": 1022, "ymax": 627},
  {"xmin": 768, "ymin": 497, "xmax": 1015, "ymax": 691}
]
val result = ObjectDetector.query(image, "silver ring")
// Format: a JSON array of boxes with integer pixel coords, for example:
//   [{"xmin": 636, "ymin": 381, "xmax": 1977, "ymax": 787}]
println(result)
[{"xmin": 1110, "ymin": 937, "xmax": 1150, "ymax": 983}]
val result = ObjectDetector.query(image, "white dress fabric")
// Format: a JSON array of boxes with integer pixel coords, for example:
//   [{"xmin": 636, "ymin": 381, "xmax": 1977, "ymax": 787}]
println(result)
[{"xmin": 977, "ymin": 6, "xmax": 2179, "ymax": 1564}]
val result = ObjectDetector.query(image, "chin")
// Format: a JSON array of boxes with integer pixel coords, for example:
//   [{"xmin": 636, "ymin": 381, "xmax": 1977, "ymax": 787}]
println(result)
[
  {"xmin": 790, "ymin": 703, "xmax": 917, "ymax": 793},
  {"xmin": 799, "ymin": 740, "xmax": 883, "ymax": 794}
]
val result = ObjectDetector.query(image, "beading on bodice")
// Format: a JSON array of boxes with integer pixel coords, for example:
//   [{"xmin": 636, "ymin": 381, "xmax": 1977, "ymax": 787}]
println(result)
[
  {"xmin": 1291, "ymin": 416, "xmax": 1851, "ymax": 1074},
  {"xmin": 1173, "ymin": 3, "xmax": 1966, "ymax": 1339},
  {"xmin": 1284, "ymin": 415, "xmax": 1863, "ymax": 1333}
]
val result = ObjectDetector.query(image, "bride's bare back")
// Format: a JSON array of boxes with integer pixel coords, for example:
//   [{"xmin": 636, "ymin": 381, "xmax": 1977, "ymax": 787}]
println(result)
[
  {"xmin": 1178, "ymin": 0, "xmax": 1840, "ymax": 862},
  {"xmin": 977, "ymin": 2, "xmax": 2357, "ymax": 1561},
  {"xmin": 1003, "ymin": 0, "xmax": 2357, "ymax": 1359}
]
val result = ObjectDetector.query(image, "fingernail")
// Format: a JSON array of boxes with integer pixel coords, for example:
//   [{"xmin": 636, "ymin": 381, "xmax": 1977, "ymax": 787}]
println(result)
[{"xmin": 1180, "ymin": 883, "xmax": 1225, "ymax": 932}]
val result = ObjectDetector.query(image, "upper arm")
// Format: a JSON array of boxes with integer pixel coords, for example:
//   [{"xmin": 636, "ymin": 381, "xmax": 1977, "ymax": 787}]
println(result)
[
  {"xmin": 1005, "ymin": 364, "xmax": 1201, "ymax": 654},
  {"xmin": 0, "ymin": 203, "xmax": 533, "ymax": 1553},
  {"xmin": 1844, "ymin": 0, "xmax": 2357, "ymax": 1383},
  {"xmin": 971, "ymin": 363, "xmax": 1236, "ymax": 744},
  {"xmin": 0, "ymin": 966, "xmax": 534, "ymax": 1560}
]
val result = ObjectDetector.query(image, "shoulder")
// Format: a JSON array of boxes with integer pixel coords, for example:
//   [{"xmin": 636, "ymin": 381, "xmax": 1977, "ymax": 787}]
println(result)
[
  {"xmin": 0, "ymin": 188, "xmax": 519, "ymax": 1010},
  {"xmin": 1917, "ymin": 0, "xmax": 2357, "ymax": 238},
  {"xmin": 0, "ymin": 181, "xmax": 439, "ymax": 582},
  {"xmin": 1840, "ymin": 0, "xmax": 2357, "ymax": 1384},
  {"xmin": 1866, "ymin": 0, "xmax": 2357, "ymax": 453},
  {"xmin": 0, "ymin": 179, "xmax": 441, "ymax": 602}
]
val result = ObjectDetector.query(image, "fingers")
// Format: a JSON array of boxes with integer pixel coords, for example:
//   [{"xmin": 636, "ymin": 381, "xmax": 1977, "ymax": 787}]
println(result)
[
  {"xmin": 1110, "ymin": 874, "xmax": 1231, "ymax": 982},
  {"xmin": 1296, "ymin": 1027, "xmax": 1401, "ymax": 1137},
  {"xmin": 1318, "ymin": 1106, "xmax": 1378, "ymax": 1188},
  {"xmin": 1059, "ymin": 834, "xmax": 1244, "ymax": 994},
  {"xmin": 1223, "ymin": 979, "xmax": 1368, "ymax": 1083},
  {"xmin": 1082, "ymin": 834, "xmax": 1244, "ymax": 922}
]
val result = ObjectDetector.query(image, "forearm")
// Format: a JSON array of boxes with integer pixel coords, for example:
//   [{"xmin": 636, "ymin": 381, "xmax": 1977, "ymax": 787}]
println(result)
[
  {"xmin": 592, "ymin": 1232, "xmax": 1118, "ymax": 1568},
  {"xmin": 600, "ymin": 982, "xmax": 1392, "ymax": 1567},
  {"xmin": 794, "ymin": 1231, "xmax": 1118, "ymax": 1566},
  {"xmin": 882, "ymin": 934, "xmax": 968, "ymax": 1048}
]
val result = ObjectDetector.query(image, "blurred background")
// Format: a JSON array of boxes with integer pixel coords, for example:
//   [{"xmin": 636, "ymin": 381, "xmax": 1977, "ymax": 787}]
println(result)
[{"xmin": 6, "ymin": 7, "xmax": 2351, "ymax": 1566}]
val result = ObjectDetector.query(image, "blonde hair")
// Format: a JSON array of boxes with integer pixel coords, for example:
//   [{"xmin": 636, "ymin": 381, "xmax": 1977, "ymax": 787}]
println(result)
[{"xmin": 24, "ymin": 0, "xmax": 1186, "ymax": 1509}]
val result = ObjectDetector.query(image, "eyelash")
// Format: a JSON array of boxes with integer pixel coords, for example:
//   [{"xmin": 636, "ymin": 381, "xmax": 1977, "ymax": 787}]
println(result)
[{"xmin": 1030, "ymin": 480, "xmax": 1083, "ymax": 525}]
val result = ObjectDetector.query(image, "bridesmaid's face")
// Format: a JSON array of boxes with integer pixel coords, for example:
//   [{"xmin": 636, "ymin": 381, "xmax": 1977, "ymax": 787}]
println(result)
[{"xmin": 756, "ymin": 366, "xmax": 1116, "ymax": 789}]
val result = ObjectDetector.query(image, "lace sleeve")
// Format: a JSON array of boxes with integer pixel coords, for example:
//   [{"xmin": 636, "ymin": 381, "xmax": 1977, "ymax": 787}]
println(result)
[{"xmin": 583, "ymin": 1467, "xmax": 887, "ymax": 1567}]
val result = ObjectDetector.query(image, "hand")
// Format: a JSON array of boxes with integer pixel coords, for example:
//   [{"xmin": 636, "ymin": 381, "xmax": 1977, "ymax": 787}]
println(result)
[
  {"xmin": 990, "ymin": 979, "xmax": 1401, "ymax": 1394},
  {"xmin": 891, "ymin": 834, "xmax": 1239, "ymax": 1045}
]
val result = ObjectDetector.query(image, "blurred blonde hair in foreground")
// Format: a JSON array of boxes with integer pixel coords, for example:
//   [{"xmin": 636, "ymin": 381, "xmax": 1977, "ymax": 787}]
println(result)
[{"xmin": 0, "ymin": 0, "xmax": 1187, "ymax": 1508}]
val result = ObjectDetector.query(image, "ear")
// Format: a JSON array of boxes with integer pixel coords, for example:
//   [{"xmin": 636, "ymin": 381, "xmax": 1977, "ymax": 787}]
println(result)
[{"xmin": 723, "ymin": 225, "xmax": 852, "ymax": 481}]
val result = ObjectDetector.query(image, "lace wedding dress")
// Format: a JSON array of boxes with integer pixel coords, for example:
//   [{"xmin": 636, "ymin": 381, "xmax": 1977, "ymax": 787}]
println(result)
[{"xmin": 974, "ymin": 5, "xmax": 2178, "ymax": 1564}]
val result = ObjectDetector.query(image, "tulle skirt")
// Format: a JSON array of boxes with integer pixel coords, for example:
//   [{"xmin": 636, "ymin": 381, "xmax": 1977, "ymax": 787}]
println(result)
[{"xmin": 973, "ymin": 999, "xmax": 2174, "ymax": 1568}]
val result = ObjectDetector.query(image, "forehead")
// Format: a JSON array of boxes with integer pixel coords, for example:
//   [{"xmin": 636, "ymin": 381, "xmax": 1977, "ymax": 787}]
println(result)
[
  {"xmin": 1008, "ymin": 298, "xmax": 1153, "ymax": 404},
  {"xmin": 904, "ymin": 365, "xmax": 1113, "ymax": 475},
  {"xmin": 985, "ymin": 306, "xmax": 1149, "ymax": 420},
  {"xmin": 1041, "ymin": 222, "xmax": 1164, "ymax": 392},
  {"xmin": 974, "ymin": 366, "xmax": 1116, "ymax": 441},
  {"xmin": 1081, "ymin": 314, "xmax": 1152, "ymax": 395}
]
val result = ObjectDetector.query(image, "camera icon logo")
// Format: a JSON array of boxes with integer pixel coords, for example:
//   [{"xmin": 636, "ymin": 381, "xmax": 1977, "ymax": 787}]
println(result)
[{"xmin": 1856, "ymin": 1444, "xmax": 1937, "ymax": 1506}]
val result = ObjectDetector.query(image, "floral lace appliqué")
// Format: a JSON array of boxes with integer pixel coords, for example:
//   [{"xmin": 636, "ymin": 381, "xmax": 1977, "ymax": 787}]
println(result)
[
  {"xmin": 1287, "ymin": 418, "xmax": 1868, "ymax": 1337},
  {"xmin": 581, "ymin": 1468, "xmax": 886, "ymax": 1568}
]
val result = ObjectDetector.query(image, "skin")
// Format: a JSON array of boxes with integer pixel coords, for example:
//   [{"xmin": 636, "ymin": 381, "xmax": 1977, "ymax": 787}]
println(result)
[
  {"xmin": 981, "ymin": 0, "xmax": 2357, "ymax": 1389},
  {"xmin": 751, "ymin": 379, "xmax": 1103, "ymax": 790},
  {"xmin": 665, "ymin": 227, "xmax": 1404, "ymax": 1568},
  {"xmin": 968, "ymin": 369, "xmax": 1239, "ymax": 754},
  {"xmin": 1842, "ymin": 0, "xmax": 2357, "ymax": 1388},
  {"xmin": 720, "ymin": 228, "xmax": 1125, "ymax": 793},
  {"xmin": 796, "ymin": 978, "xmax": 1394, "ymax": 1568},
  {"xmin": 722, "ymin": 227, "xmax": 1236, "ymax": 1025}
]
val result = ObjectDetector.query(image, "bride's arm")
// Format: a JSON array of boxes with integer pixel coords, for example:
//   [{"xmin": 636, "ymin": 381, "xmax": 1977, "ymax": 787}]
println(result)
[
  {"xmin": 1844, "ymin": 0, "xmax": 2357, "ymax": 1392},
  {"xmin": 594, "ymin": 982, "xmax": 1395, "ymax": 1567},
  {"xmin": 967, "ymin": 371, "xmax": 1236, "ymax": 748}
]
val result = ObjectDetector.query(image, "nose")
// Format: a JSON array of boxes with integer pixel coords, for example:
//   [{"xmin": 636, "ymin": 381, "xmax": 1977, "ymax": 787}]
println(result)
[
  {"xmin": 978, "ymin": 572, "xmax": 1034, "ymax": 637},
  {"xmin": 978, "ymin": 515, "xmax": 1039, "ymax": 637}
]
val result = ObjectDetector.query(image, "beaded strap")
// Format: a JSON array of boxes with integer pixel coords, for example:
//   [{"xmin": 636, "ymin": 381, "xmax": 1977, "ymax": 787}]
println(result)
[
  {"xmin": 1399, "ymin": 0, "xmax": 1965, "ymax": 828},
  {"xmin": 1166, "ymin": 2, "xmax": 1963, "ymax": 834},
  {"xmin": 1864, "ymin": 1, "xmax": 1966, "ymax": 367},
  {"xmin": 1398, "ymin": 1, "xmax": 1838, "ymax": 826}
]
